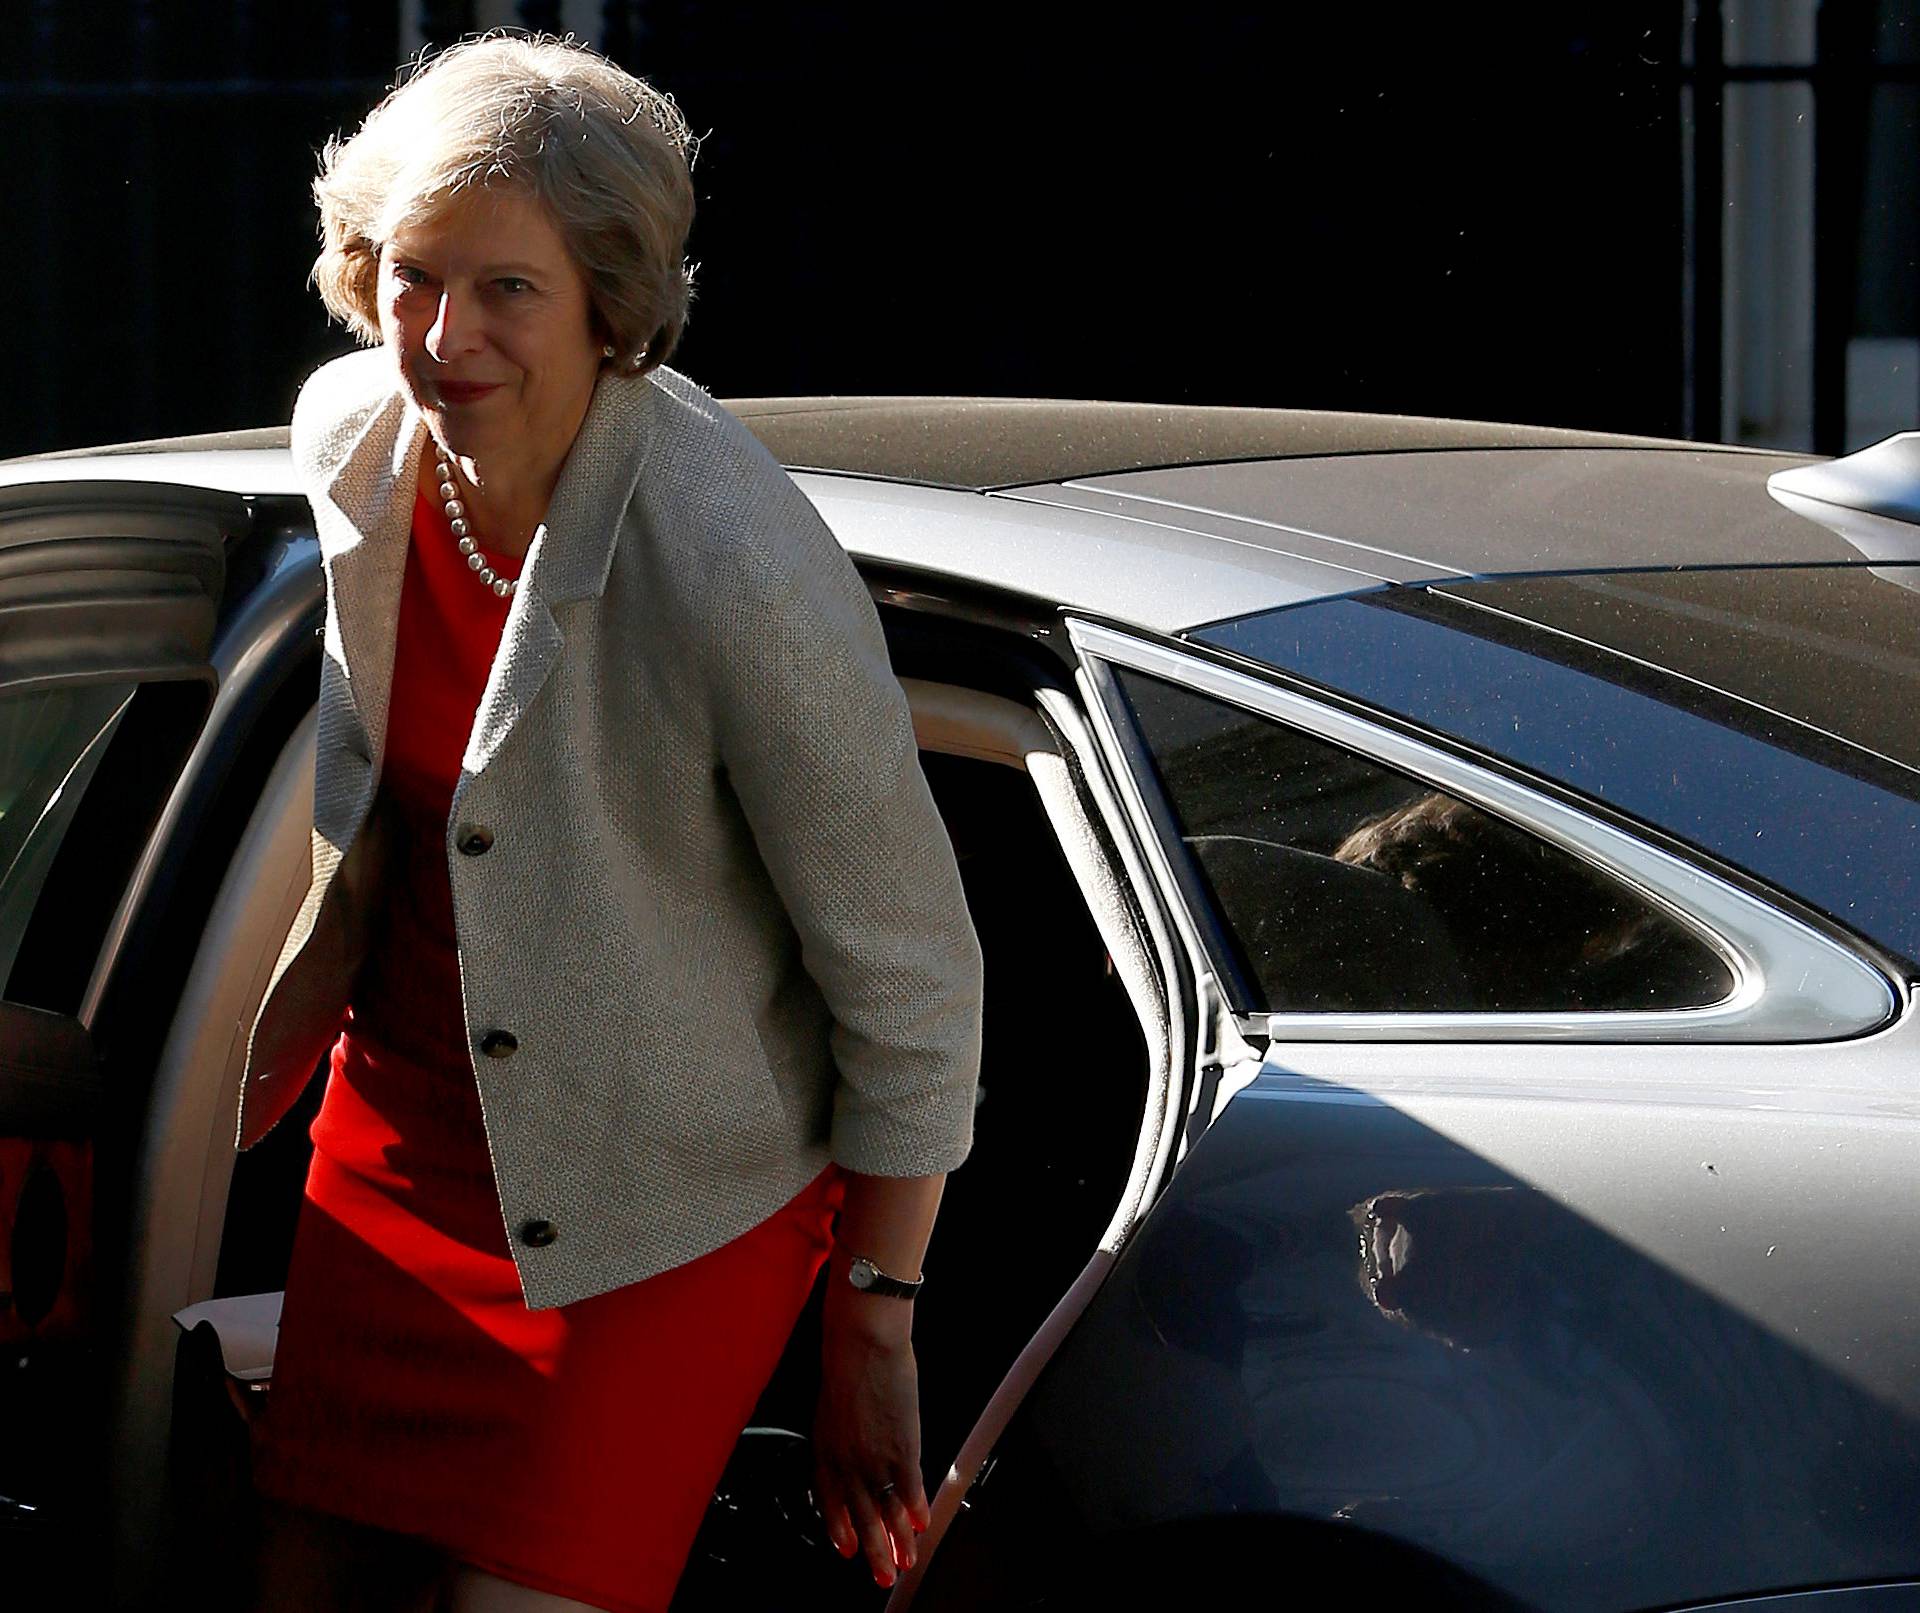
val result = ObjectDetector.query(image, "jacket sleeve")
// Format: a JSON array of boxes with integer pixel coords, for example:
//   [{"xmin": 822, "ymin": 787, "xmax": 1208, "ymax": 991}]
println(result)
[{"xmin": 702, "ymin": 450, "xmax": 984, "ymax": 1178}]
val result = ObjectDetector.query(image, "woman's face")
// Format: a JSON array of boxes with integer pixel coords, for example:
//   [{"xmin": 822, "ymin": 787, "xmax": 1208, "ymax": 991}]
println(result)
[{"xmin": 377, "ymin": 186, "xmax": 604, "ymax": 474}]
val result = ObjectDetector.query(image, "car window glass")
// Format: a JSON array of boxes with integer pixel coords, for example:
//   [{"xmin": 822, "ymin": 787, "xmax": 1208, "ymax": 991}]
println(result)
[
  {"xmin": 0, "ymin": 684, "xmax": 135, "ymax": 995},
  {"xmin": 1112, "ymin": 667, "xmax": 1735, "ymax": 1015}
]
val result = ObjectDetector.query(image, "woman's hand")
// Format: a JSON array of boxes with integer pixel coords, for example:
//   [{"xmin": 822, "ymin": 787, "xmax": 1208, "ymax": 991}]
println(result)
[{"xmin": 812, "ymin": 1299, "xmax": 931, "ymax": 1590}]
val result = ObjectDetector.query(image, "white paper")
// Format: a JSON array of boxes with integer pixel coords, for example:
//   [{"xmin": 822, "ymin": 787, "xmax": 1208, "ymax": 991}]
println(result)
[{"xmin": 171, "ymin": 1290, "xmax": 283, "ymax": 1382}]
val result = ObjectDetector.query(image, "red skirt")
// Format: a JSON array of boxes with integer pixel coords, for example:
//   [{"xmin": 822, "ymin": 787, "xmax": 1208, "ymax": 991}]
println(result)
[{"xmin": 250, "ymin": 490, "xmax": 844, "ymax": 1610}]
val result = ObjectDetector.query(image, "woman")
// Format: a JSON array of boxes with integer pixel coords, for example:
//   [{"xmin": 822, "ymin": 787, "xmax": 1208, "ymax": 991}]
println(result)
[{"xmin": 236, "ymin": 33, "xmax": 984, "ymax": 1613}]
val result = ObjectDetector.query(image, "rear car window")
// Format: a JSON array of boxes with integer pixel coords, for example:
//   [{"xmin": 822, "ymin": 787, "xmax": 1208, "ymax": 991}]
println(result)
[
  {"xmin": 1191, "ymin": 579, "xmax": 1920, "ymax": 970},
  {"xmin": 1113, "ymin": 668, "xmax": 1735, "ymax": 1016}
]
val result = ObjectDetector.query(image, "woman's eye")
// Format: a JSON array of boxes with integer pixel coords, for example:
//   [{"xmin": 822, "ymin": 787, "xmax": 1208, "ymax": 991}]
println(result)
[
  {"xmin": 390, "ymin": 265, "xmax": 429, "ymax": 288},
  {"xmin": 497, "ymin": 277, "xmax": 533, "ymax": 295}
]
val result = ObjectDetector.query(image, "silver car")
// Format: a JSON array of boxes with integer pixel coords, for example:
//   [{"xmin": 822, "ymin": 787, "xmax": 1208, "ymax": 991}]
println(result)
[{"xmin": 1, "ymin": 400, "xmax": 1915, "ymax": 1611}]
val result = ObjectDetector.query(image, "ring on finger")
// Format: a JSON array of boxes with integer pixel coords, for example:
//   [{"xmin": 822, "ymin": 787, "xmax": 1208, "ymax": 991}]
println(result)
[{"xmin": 876, "ymin": 1481, "xmax": 897, "ymax": 1496}]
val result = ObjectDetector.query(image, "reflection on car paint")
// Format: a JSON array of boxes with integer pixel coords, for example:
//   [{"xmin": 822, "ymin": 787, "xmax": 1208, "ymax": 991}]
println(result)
[{"xmin": 940, "ymin": 1072, "xmax": 1920, "ymax": 1612}]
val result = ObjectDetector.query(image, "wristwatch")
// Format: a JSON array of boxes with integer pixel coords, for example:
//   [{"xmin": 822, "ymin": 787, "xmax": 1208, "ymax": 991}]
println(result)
[{"xmin": 847, "ymin": 1255, "xmax": 924, "ymax": 1300}]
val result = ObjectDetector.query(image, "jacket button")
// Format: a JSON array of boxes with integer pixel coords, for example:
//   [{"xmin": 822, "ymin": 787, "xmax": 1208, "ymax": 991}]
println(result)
[
  {"xmin": 479, "ymin": 1029, "xmax": 518, "ymax": 1058},
  {"xmin": 457, "ymin": 824, "xmax": 494, "ymax": 856},
  {"xmin": 519, "ymin": 1219, "xmax": 558, "ymax": 1248}
]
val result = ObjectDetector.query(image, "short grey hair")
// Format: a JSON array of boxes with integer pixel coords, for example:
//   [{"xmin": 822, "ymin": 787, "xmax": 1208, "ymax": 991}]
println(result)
[{"xmin": 311, "ymin": 33, "xmax": 699, "ymax": 376}]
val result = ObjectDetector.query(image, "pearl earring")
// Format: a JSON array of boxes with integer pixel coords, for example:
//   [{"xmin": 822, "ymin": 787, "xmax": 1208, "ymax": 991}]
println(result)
[{"xmin": 602, "ymin": 343, "xmax": 617, "ymax": 359}]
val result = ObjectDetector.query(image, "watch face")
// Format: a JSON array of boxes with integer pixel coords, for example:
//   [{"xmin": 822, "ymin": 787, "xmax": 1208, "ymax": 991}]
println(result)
[{"xmin": 849, "ymin": 1259, "xmax": 876, "ymax": 1290}]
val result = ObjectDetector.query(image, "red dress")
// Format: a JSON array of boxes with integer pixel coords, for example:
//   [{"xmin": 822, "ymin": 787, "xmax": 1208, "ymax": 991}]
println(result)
[{"xmin": 252, "ymin": 489, "xmax": 845, "ymax": 1612}]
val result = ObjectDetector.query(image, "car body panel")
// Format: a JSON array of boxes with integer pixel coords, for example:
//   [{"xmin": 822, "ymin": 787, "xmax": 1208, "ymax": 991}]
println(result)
[
  {"xmin": 927, "ymin": 1008, "xmax": 1920, "ymax": 1612},
  {"xmin": 0, "ymin": 448, "xmax": 304, "ymax": 499},
  {"xmin": 802, "ymin": 476, "xmax": 1377, "ymax": 630},
  {"xmin": 996, "ymin": 480, "xmax": 1452, "ymax": 585}
]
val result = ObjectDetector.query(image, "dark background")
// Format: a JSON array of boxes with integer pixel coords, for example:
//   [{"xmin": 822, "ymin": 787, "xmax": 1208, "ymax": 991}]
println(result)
[{"xmin": 3, "ymin": 1, "xmax": 1915, "ymax": 462}]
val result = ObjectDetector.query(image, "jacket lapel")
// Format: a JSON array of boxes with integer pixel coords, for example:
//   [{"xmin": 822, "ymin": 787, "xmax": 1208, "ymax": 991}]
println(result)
[
  {"xmin": 458, "ymin": 366, "xmax": 661, "ymax": 778},
  {"xmin": 462, "ymin": 581, "xmax": 565, "ymax": 776},
  {"xmin": 318, "ymin": 386, "xmax": 422, "ymax": 783}
]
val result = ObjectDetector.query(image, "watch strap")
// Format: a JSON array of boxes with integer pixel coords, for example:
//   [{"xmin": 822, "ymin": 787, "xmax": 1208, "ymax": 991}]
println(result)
[{"xmin": 847, "ymin": 1255, "xmax": 923, "ymax": 1299}]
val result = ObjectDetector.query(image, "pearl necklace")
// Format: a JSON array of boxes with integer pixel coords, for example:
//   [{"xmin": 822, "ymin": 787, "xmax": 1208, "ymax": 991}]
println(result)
[{"xmin": 435, "ymin": 456, "xmax": 518, "ymax": 599}]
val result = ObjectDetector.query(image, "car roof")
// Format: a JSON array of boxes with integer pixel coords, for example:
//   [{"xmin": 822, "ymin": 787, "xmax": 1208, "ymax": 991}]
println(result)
[
  {"xmin": 0, "ymin": 396, "xmax": 1830, "ymax": 629},
  {"xmin": 1045, "ymin": 446, "xmax": 1844, "ymax": 578},
  {"xmin": 5, "ymin": 398, "xmax": 1707, "ymax": 492},
  {"xmin": 719, "ymin": 395, "xmax": 1712, "ymax": 488}
]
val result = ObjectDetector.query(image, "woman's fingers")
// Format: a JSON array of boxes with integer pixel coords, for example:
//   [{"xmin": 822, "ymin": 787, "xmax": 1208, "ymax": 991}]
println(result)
[
  {"xmin": 813, "ymin": 1462, "xmax": 856, "ymax": 1559},
  {"xmin": 895, "ymin": 1461, "xmax": 932, "ymax": 1534},
  {"xmin": 845, "ymin": 1481, "xmax": 897, "ymax": 1588},
  {"xmin": 879, "ymin": 1485, "xmax": 920, "ymax": 1571},
  {"xmin": 817, "ymin": 1456, "xmax": 914, "ymax": 1580}
]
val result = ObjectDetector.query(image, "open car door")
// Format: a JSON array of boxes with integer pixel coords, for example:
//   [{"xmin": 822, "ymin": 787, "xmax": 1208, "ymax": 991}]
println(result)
[{"xmin": 0, "ymin": 478, "xmax": 243, "ymax": 1593}]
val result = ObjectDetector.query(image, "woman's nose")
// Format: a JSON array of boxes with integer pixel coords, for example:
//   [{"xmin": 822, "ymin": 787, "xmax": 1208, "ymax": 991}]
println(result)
[{"xmin": 425, "ymin": 289, "xmax": 481, "ymax": 362}]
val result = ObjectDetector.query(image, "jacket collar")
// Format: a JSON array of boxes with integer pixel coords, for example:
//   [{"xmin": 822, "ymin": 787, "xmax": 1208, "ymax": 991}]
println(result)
[
  {"xmin": 313, "ymin": 349, "xmax": 662, "ymax": 608},
  {"xmin": 300, "ymin": 348, "xmax": 662, "ymax": 784}
]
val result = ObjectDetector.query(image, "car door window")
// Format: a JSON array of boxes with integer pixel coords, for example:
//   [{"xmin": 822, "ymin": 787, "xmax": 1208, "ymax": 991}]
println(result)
[
  {"xmin": 0, "ymin": 683, "xmax": 137, "ymax": 997},
  {"xmin": 1110, "ymin": 666, "xmax": 1734, "ymax": 1015}
]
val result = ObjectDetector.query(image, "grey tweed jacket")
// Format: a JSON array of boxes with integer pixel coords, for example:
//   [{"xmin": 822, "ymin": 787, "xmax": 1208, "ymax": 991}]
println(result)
[{"xmin": 239, "ymin": 347, "xmax": 983, "ymax": 1311}]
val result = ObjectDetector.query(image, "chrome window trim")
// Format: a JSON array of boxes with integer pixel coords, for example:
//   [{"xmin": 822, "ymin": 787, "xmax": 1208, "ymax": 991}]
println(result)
[{"xmin": 1068, "ymin": 619, "xmax": 1900, "ymax": 1044}]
